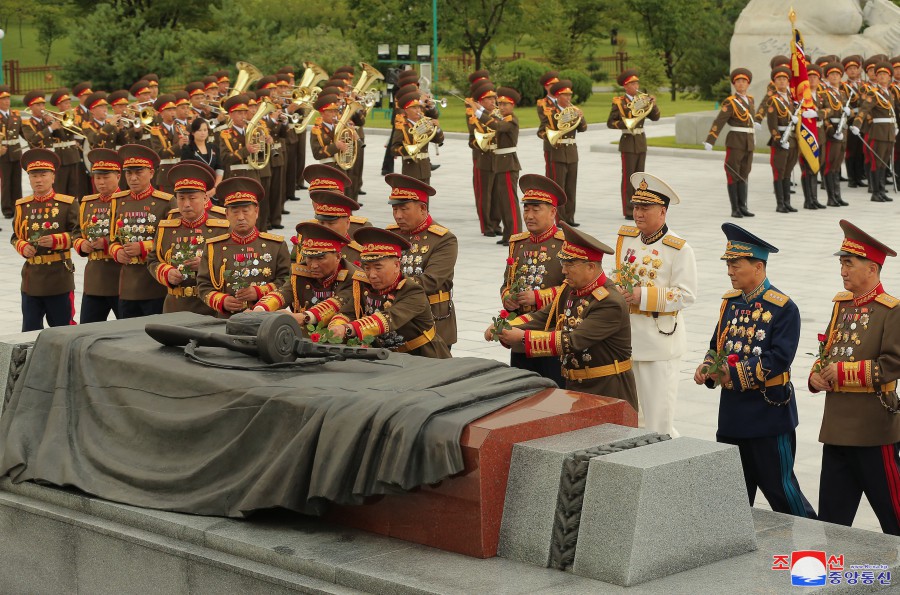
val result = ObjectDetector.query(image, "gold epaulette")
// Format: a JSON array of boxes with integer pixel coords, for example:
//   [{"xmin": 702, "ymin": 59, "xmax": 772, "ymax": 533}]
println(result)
[
  {"xmin": 618, "ymin": 225, "xmax": 640, "ymax": 237},
  {"xmin": 15, "ymin": 196, "xmax": 33, "ymax": 205},
  {"xmin": 152, "ymin": 190, "xmax": 172, "ymax": 200},
  {"xmin": 428, "ymin": 223, "xmax": 448, "ymax": 236},
  {"xmin": 11, "ymin": 109, "xmax": 19, "ymax": 116},
  {"xmin": 723, "ymin": 289, "xmax": 742, "ymax": 298},
  {"xmin": 349, "ymin": 215, "xmax": 369, "ymax": 225},
  {"xmin": 260, "ymin": 231, "xmax": 284, "ymax": 242},
  {"xmin": 112, "ymin": 190, "xmax": 130, "ymax": 199},
  {"xmin": 206, "ymin": 233, "xmax": 230, "ymax": 244},
  {"xmin": 554, "ymin": 230, "xmax": 565, "ymax": 240},
  {"xmin": 348, "ymin": 240, "xmax": 364, "ymax": 252},
  {"xmin": 159, "ymin": 219, "xmax": 180, "ymax": 228},
  {"xmin": 833, "ymin": 291, "xmax": 853, "ymax": 302},
  {"xmin": 336, "ymin": 269, "xmax": 349, "ymax": 281},
  {"xmin": 210, "ymin": 205, "xmax": 227, "ymax": 216},
  {"xmin": 762, "ymin": 289, "xmax": 790, "ymax": 307},
  {"xmin": 662, "ymin": 235, "xmax": 685, "ymax": 250},
  {"xmin": 385, "ymin": 223, "xmax": 400, "ymax": 230},
  {"xmin": 220, "ymin": 128, "xmax": 233, "ymax": 138},
  {"xmin": 150, "ymin": 125, "xmax": 160, "ymax": 133},
  {"xmin": 592, "ymin": 286, "xmax": 609, "ymax": 301},
  {"xmin": 291, "ymin": 263, "xmax": 314, "ymax": 277},
  {"xmin": 352, "ymin": 270, "xmax": 369, "ymax": 282},
  {"xmin": 54, "ymin": 194, "xmax": 75, "ymax": 204},
  {"xmin": 207, "ymin": 218, "xmax": 230, "ymax": 228},
  {"xmin": 397, "ymin": 278, "xmax": 407, "ymax": 289},
  {"xmin": 509, "ymin": 231, "xmax": 529, "ymax": 242},
  {"xmin": 81, "ymin": 193, "xmax": 100, "ymax": 202},
  {"xmin": 876, "ymin": 293, "xmax": 899, "ymax": 308}
]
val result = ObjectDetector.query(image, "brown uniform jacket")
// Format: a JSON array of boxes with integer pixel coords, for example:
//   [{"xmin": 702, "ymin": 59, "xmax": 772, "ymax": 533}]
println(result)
[
  {"xmin": 821, "ymin": 85, "xmax": 850, "ymax": 139},
  {"xmin": 765, "ymin": 92, "xmax": 795, "ymax": 146},
  {"xmin": 108, "ymin": 188, "xmax": 173, "ymax": 300},
  {"xmin": 264, "ymin": 117, "xmax": 287, "ymax": 169},
  {"xmin": 10, "ymin": 192, "xmax": 79, "ymax": 296},
  {"xmin": 812, "ymin": 287, "xmax": 900, "ymax": 447},
  {"xmin": 705, "ymin": 94, "xmax": 758, "ymax": 150},
  {"xmin": 256, "ymin": 258, "xmax": 361, "ymax": 315},
  {"xmin": 292, "ymin": 217, "xmax": 370, "ymax": 265},
  {"xmin": 77, "ymin": 194, "xmax": 122, "ymax": 296},
  {"xmin": 501, "ymin": 227, "xmax": 565, "ymax": 316},
  {"xmin": 149, "ymin": 122, "xmax": 183, "ymax": 189},
  {"xmin": 328, "ymin": 274, "xmax": 451, "ymax": 358},
  {"xmin": 386, "ymin": 217, "xmax": 458, "ymax": 346},
  {"xmin": 511, "ymin": 275, "xmax": 638, "ymax": 410},
  {"xmin": 310, "ymin": 118, "xmax": 338, "ymax": 163},
  {"xmin": 146, "ymin": 212, "xmax": 231, "ymax": 314},
  {"xmin": 489, "ymin": 112, "xmax": 520, "ymax": 173},
  {"xmin": 853, "ymin": 85, "xmax": 898, "ymax": 143},
  {"xmin": 538, "ymin": 101, "xmax": 586, "ymax": 163},
  {"xmin": 391, "ymin": 114, "xmax": 444, "ymax": 180},
  {"xmin": 82, "ymin": 118, "xmax": 119, "ymax": 150},
  {"xmin": 607, "ymin": 94, "xmax": 660, "ymax": 153},
  {"xmin": 0, "ymin": 109, "xmax": 23, "ymax": 162},
  {"xmin": 219, "ymin": 125, "xmax": 261, "ymax": 181},
  {"xmin": 21, "ymin": 116, "xmax": 55, "ymax": 149},
  {"xmin": 196, "ymin": 228, "xmax": 291, "ymax": 317},
  {"xmin": 467, "ymin": 108, "xmax": 494, "ymax": 170}
]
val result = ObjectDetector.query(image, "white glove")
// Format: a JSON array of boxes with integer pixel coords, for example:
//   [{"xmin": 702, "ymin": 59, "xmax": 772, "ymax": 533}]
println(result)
[
  {"xmin": 753, "ymin": 121, "xmax": 762, "ymax": 130},
  {"xmin": 802, "ymin": 109, "xmax": 818, "ymax": 119},
  {"xmin": 850, "ymin": 125, "xmax": 861, "ymax": 136},
  {"xmin": 703, "ymin": 142, "xmax": 713, "ymax": 151},
  {"xmin": 780, "ymin": 139, "xmax": 790, "ymax": 150},
  {"xmin": 833, "ymin": 132, "xmax": 844, "ymax": 141},
  {"xmin": 843, "ymin": 106, "xmax": 852, "ymax": 116},
  {"xmin": 790, "ymin": 114, "xmax": 799, "ymax": 124}
]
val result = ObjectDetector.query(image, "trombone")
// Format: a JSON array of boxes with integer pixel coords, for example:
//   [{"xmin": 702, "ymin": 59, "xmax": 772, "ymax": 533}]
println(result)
[{"xmin": 24, "ymin": 108, "xmax": 83, "ymax": 135}]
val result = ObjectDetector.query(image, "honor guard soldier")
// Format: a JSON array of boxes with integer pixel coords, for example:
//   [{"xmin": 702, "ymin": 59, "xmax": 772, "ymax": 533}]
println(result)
[
  {"xmin": 608, "ymin": 69, "xmax": 661, "ymax": 220},
  {"xmin": 147, "ymin": 161, "xmax": 229, "ymax": 315},
  {"xmin": 186, "ymin": 82, "xmax": 210, "ymax": 124},
  {"xmin": 10, "ymin": 149, "xmax": 79, "ymax": 331},
  {"xmin": 212, "ymin": 70, "xmax": 230, "ymax": 99},
  {"xmin": 754, "ymin": 55, "xmax": 790, "ymax": 122},
  {"xmin": 108, "ymin": 144, "xmax": 173, "ymax": 318},
  {"xmin": 851, "ymin": 61, "xmax": 897, "ymax": 202},
  {"xmin": 538, "ymin": 80, "xmax": 586, "ymax": 227},
  {"xmin": 537, "ymin": 70, "xmax": 560, "ymax": 175},
  {"xmin": 276, "ymin": 73, "xmax": 301, "ymax": 205},
  {"xmin": 821, "ymin": 61, "xmax": 851, "ymax": 207},
  {"xmin": 174, "ymin": 91, "xmax": 192, "ymax": 128},
  {"xmin": 76, "ymin": 149, "xmax": 124, "ymax": 323},
  {"xmin": 501, "ymin": 174, "xmax": 567, "ymax": 387},
  {"xmin": 764, "ymin": 66, "xmax": 800, "ymax": 213},
  {"xmin": 809, "ymin": 221, "xmax": 900, "ymax": 535},
  {"xmin": 467, "ymin": 79, "xmax": 499, "ymax": 237},
  {"xmin": 842, "ymin": 55, "xmax": 868, "ymax": 188},
  {"xmin": 616, "ymin": 173, "xmax": 697, "ymax": 436},
  {"xmin": 0, "ymin": 85, "xmax": 23, "ymax": 219},
  {"xmin": 693, "ymin": 224, "xmax": 816, "ymax": 519},
  {"xmin": 495, "ymin": 223, "xmax": 638, "ymax": 409},
  {"xmin": 800, "ymin": 64, "xmax": 825, "ymax": 210},
  {"xmin": 47, "ymin": 88, "xmax": 89, "ymax": 196},
  {"xmin": 254, "ymin": 222, "xmax": 362, "ymax": 322},
  {"xmin": 380, "ymin": 69, "xmax": 420, "ymax": 176},
  {"xmin": 81, "ymin": 92, "xmax": 120, "ymax": 151},
  {"xmin": 326, "ymin": 227, "xmax": 451, "ymax": 358},
  {"xmin": 150, "ymin": 94, "xmax": 186, "ymax": 195},
  {"xmin": 891, "ymin": 56, "xmax": 900, "ymax": 181},
  {"xmin": 196, "ymin": 177, "xmax": 290, "ymax": 317},
  {"xmin": 128, "ymin": 80, "xmax": 154, "ymax": 148},
  {"xmin": 705, "ymin": 68, "xmax": 761, "ymax": 219},
  {"xmin": 309, "ymin": 93, "xmax": 343, "ymax": 167},
  {"xmin": 391, "ymin": 88, "xmax": 444, "ymax": 185},
  {"xmin": 385, "ymin": 174, "xmax": 458, "ymax": 349}
]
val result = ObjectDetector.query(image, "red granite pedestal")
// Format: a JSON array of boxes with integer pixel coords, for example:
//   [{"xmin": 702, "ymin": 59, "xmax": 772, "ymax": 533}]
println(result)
[{"xmin": 325, "ymin": 389, "xmax": 637, "ymax": 558}]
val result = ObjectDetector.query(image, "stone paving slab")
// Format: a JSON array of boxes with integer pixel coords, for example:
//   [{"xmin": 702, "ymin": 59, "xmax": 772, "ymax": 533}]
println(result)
[{"xmin": 3, "ymin": 114, "xmax": 897, "ymax": 532}]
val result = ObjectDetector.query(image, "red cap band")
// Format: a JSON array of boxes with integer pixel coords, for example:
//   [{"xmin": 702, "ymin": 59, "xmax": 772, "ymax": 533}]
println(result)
[
  {"xmin": 26, "ymin": 160, "xmax": 56, "ymax": 172},
  {"xmin": 389, "ymin": 187, "xmax": 428, "ymax": 203},
  {"xmin": 91, "ymin": 160, "xmax": 121, "ymax": 172},
  {"xmin": 174, "ymin": 177, "xmax": 207, "ymax": 192},
  {"xmin": 840, "ymin": 237, "xmax": 887, "ymax": 266},
  {"xmin": 309, "ymin": 177, "xmax": 346, "ymax": 193},
  {"xmin": 559, "ymin": 241, "xmax": 605, "ymax": 262},
  {"xmin": 122, "ymin": 156, "xmax": 154, "ymax": 169}
]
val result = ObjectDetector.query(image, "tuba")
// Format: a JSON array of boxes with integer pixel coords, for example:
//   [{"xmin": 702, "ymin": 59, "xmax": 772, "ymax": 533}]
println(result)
[
  {"xmin": 289, "ymin": 61, "xmax": 329, "ymax": 134},
  {"xmin": 623, "ymin": 92, "xmax": 654, "ymax": 131},
  {"xmin": 334, "ymin": 100, "xmax": 364, "ymax": 170},
  {"xmin": 245, "ymin": 101, "xmax": 277, "ymax": 170},
  {"xmin": 227, "ymin": 61, "xmax": 264, "ymax": 99},
  {"xmin": 404, "ymin": 116, "xmax": 438, "ymax": 157},
  {"xmin": 546, "ymin": 106, "xmax": 583, "ymax": 147}
]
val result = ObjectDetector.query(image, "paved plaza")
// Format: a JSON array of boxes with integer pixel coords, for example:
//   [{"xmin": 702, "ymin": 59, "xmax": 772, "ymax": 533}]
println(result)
[{"xmin": 2, "ymin": 115, "xmax": 897, "ymax": 533}]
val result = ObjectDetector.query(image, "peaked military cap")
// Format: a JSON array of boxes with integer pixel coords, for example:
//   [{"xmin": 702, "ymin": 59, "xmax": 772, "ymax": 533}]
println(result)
[
  {"xmin": 731, "ymin": 68, "xmax": 752, "ymax": 84},
  {"xmin": 309, "ymin": 190, "xmax": 361, "ymax": 221},
  {"xmin": 219, "ymin": 176, "xmax": 264, "ymax": 207},
  {"xmin": 354, "ymin": 227, "xmax": 411, "ymax": 262},
  {"xmin": 496, "ymin": 86, "xmax": 521, "ymax": 105},
  {"xmin": 297, "ymin": 221, "xmax": 350, "ymax": 257},
  {"xmin": 303, "ymin": 163, "xmax": 353, "ymax": 193},
  {"xmin": 519, "ymin": 174, "xmax": 567, "ymax": 207},
  {"xmin": 558, "ymin": 222, "xmax": 613, "ymax": 262},
  {"xmin": 835, "ymin": 219, "xmax": 896, "ymax": 266},
  {"xmin": 88, "ymin": 148, "xmax": 122, "ymax": 173},
  {"xmin": 385, "ymin": 173, "xmax": 436, "ymax": 205},
  {"xmin": 21, "ymin": 148, "xmax": 60, "ymax": 172},
  {"xmin": 617, "ymin": 69, "xmax": 639, "ymax": 86},
  {"xmin": 721, "ymin": 223, "xmax": 778, "ymax": 261},
  {"xmin": 168, "ymin": 161, "xmax": 216, "ymax": 192},
  {"xmin": 630, "ymin": 172, "xmax": 680, "ymax": 206},
  {"xmin": 118, "ymin": 143, "xmax": 160, "ymax": 170}
]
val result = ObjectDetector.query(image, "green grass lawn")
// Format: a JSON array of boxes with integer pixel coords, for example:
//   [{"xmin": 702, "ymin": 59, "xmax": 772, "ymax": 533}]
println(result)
[
  {"xmin": 1, "ymin": 23, "xmax": 71, "ymax": 66},
  {"xmin": 367, "ymin": 92, "xmax": 718, "ymax": 133},
  {"xmin": 643, "ymin": 135, "xmax": 771, "ymax": 155}
]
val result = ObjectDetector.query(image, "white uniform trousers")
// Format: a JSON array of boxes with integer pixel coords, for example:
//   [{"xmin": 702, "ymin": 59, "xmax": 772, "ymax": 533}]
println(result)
[{"xmin": 633, "ymin": 359, "xmax": 680, "ymax": 437}]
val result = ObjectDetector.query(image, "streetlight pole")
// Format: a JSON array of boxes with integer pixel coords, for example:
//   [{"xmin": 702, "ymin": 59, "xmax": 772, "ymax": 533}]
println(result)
[
  {"xmin": 432, "ymin": 0, "xmax": 438, "ymax": 90},
  {"xmin": 0, "ymin": 29, "xmax": 5, "ymax": 85}
]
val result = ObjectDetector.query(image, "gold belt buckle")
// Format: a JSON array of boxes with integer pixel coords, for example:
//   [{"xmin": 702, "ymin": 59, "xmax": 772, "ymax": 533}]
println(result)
[{"xmin": 33, "ymin": 255, "xmax": 43, "ymax": 264}]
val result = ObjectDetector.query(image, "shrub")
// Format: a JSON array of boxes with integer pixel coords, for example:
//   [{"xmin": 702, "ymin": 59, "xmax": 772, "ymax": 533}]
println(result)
[
  {"xmin": 558, "ymin": 69, "xmax": 593, "ymax": 104},
  {"xmin": 499, "ymin": 59, "xmax": 547, "ymax": 106}
]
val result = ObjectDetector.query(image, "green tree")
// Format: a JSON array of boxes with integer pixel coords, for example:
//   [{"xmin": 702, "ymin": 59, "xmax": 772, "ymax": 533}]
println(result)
[
  {"xmin": 675, "ymin": 0, "xmax": 747, "ymax": 100},
  {"xmin": 343, "ymin": 0, "xmax": 432, "ymax": 62},
  {"xmin": 439, "ymin": 0, "xmax": 521, "ymax": 71},
  {"xmin": 523, "ymin": 0, "xmax": 610, "ymax": 69},
  {"xmin": 34, "ymin": 0, "xmax": 72, "ymax": 65}
]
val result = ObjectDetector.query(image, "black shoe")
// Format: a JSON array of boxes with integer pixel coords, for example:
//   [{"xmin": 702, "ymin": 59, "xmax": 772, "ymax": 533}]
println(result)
[
  {"xmin": 2, "ymin": 213, "xmax": 11, "ymax": 219},
  {"xmin": 271, "ymin": 224, "xmax": 285, "ymax": 229},
  {"xmin": 288, "ymin": 196, "xmax": 300, "ymax": 201},
  {"xmin": 484, "ymin": 231, "xmax": 496, "ymax": 237},
  {"xmin": 282, "ymin": 209, "xmax": 290, "ymax": 214},
  {"xmin": 848, "ymin": 180, "xmax": 859, "ymax": 188},
  {"xmin": 358, "ymin": 190, "xmax": 367, "ymax": 195},
  {"xmin": 872, "ymin": 194, "xmax": 887, "ymax": 202},
  {"xmin": 568, "ymin": 221, "xmax": 580, "ymax": 227},
  {"xmin": 496, "ymin": 239, "xmax": 509, "ymax": 246},
  {"xmin": 298, "ymin": 184, "xmax": 308, "ymax": 190},
  {"xmin": 431, "ymin": 164, "xmax": 441, "ymax": 171},
  {"xmin": 840, "ymin": 174, "xmax": 848, "ymax": 181}
]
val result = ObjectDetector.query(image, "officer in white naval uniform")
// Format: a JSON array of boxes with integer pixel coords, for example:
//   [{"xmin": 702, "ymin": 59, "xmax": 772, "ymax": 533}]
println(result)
[{"xmin": 613, "ymin": 172, "xmax": 698, "ymax": 436}]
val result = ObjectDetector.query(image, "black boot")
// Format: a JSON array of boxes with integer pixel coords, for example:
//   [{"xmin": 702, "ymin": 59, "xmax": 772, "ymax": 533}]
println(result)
[
  {"xmin": 800, "ymin": 175, "xmax": 813, "ymax": 210},
  {"xmin": 737, "ymin": 181, "xmax": 754, "ymax": 216},
  {"xmin": 824, "ymin": 172, "xmax": 838, "ymax": 207},
  {"xmin": 775, "ymin": 180, "xmax": 789, "ymax": 212},
  {"xmin": 728, "ymin": 184, "xmax": 742, "ymax": 218},
  {"xmin": 871, "ymin": 171, "xmax": 886, "ymax": 202},
  {"xmin": 834, "ymin": 171, "xmax": 849, "ymax": 206},
  {"xmin": 805, "ymin": 173, "xmax": 819, "ymax": 210},
  {"xmin": 882, "ymin": 171, "xmax": 894, "ymax": 201},
  {"xmin": 782, "ymin": 179, "xmax": 796, "ymax": 211}
]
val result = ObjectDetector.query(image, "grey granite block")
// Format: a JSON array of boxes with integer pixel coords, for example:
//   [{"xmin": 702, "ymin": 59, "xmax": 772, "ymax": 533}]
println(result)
[
  {"xmin": 0, "ymin": 503, "xmax": 77, "ymax": 593},
  {"xmin": 498, "ymin": 424, "xmax": 655, "ymax": 567},
  {"xmin": 572, "ymin": 437, "xmax": 757, "ymax": 587},
  {"xmin": 0, "ymin": 330, "xmax": 37, "ymax": 417}
]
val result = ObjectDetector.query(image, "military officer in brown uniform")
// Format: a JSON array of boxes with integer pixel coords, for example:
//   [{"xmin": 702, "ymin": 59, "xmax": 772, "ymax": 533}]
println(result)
[
  {"xmin": 809, "ymin": 220, "xmax": 900, "ymax": 535},
  {"xmin": 488, "ymin": 86, "xmax": 524, "ymax": 245},
  {"xmin": 108, "ymin": 144, "xmax": 173, "ymax": 318},
  {"xmin": 81, "ymin": 92, "xmax": 120, "ymax": 151},
  {"xmin": 537, "ymin": 71, "xmax": 560, "ymax": 176},
  {"xmin": 128, "ymin": 80, "xmax": 154, "ymax": 149},
  {"xmin": 326, "ymin": 227, "xmax": 451, "ymax": 358},
  {"xmin": 0, "ymin": 85, "xmax": 23, "ymax": 219},
  {"xmin": 705, "ymin": 68, "xmax": 761, "ymax": 218},
  {"xmin": 763, "ymin": 66, "xmax": 800, "ymax": 213},
  {"xmin": 256, "ymin": 87, "xmax": 288, "ymax": 230},
  {"xmin": 494, "ymin": 223, "xmax": 637, "ymax": 409},
  {"xmin": 296, "ymin": 164, "xmax": 369, "ymax": 261},
  {"xmin": 538, "ymin": 80, "xmax": 586, "ymax": 227},
  {"xmin": 467, "ymin": 79, "xmax": 500, "ymax": 237},
  {"xmin": 76, "ymin": 149, "xmax": 124, "ymax": 323},
  {"xmin": 254, "ymin": 222, "xmax": 362, "ymax": 321},
  {"xmin": 384, "ymin": 174, "xmax": 458, "ymax": 349},
  {"xmin": 196, "ymin": 177, "xmax": 290, "ymax": 317},
  {"xmin": 500, "ymin": 174, "xmax": 567, "ymax": 387},
  {"xmin": 851, "ymin": 61, "xmax": 897, "ymax": 202},
  {"xmin": 841, "ymin": 55, "xmax": 868, "ymax": 188},
  {"xmin": 608, "ymin": 69, "xmax": 661, "ymax": 220},
  {"xmin": 47, "ymin": 89, "xmax": 89, "ymax": 196},
  {"xmin": 149, "ymin": 94, "xmax": 187, "ymax": 196},
  {"xmin": 821, "ymin": 62, "xmax": 851, "ymax": 207},
  {"xmin": 147, "ymin": 162, "xmax": 229, "ymax": 315},
  {"xmin": 10, "ymin": 149, "xmax": 79, "ymax": 330},
  {"xmin": 309, "ymin": 93, "xmax": 344, "ymax": 167},
  {"xmin": 107, "ymin": 90, "xmax": 140, "ymax": 150},
  {"xmin": 21, "ymin": 91, "xmax": 57, "ymax": 151},
  {"xmin": 391, "ymin": 89, "xmax": 444, "ymax": 185}
]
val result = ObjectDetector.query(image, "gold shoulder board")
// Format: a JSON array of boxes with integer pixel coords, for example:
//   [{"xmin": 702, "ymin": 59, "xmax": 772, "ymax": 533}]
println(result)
[
  {"xmin": 722, "ymin": 289, "xmax": 742, "ymax": 298},
  {"xmin": 875, "ymin": 293, "xmax": 899, "ymax": 308},
  {"xmin": 54, "ymin": 194, "xmax": 75, "ymax": 204},
  {"xmin": 15, "ymin": 196, "xmax": 33, "ymax": 205},
  {"xmin": 592, "ymin": 286, "xmax": 610, "ymax": 301},
  {"xmin": 662, "ymin": 235, "xmax": 685, "ymax": 250},
  {"xmin": 259, "ymin": 231, "xmax": 284, "ymax": 242},
  {"xmin": 618, "ymin": 225, "xmax": 640, "ymax": 237},
  {"xmin": 152, "ymin": 190, "xmax": 173, "ymax": 201},
  {"xmin": 397, "ymin": 278, "xmax": 407, "ymax": 289},
  {"xmin": 833, "ymin": 291, "xmax": 853, "ymax": 302},
  {"xmin": 427, "ymin": 223, "xmax": 448, "ymax": 236},
  {"xmin": 352, "ymin": 270, "xmax": 369, "ymax": 282},
  {"xmin": 207, "ymin": 218, "xmax": 230, "ymax": 228},
  {"xmin": 509, "ymin": 232, "xmax": 529, "ymax": 242},
  {"xmin": 762, "ymin": 289, "xmax": 790, "ymax": 307},
  {"xmin": 206, "ymin": 233, "xmax": 230, "ymax": 244},
  {"xmin": 159, "ymin": 219, "xmax": 180, "ymax": 228},
  {"xmin": 349, "ymin": 215, "xmax": 368, "ymax": 224},
  {"xmin": 337, "ymin": 269, "xmax": 349, "ymax": 281}
]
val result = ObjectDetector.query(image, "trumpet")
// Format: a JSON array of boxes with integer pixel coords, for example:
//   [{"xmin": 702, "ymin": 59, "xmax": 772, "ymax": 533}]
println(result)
[
  {"xmin": 24, "ymin": 108, "xmax": 83, "ymax": 135},
  {"xmin": 423, "ymin": 94, "xmax": 447, "ymax": 109},
  {"xmin": 279, "ymin": 112, "xmax": 302, "ymax": 125}
]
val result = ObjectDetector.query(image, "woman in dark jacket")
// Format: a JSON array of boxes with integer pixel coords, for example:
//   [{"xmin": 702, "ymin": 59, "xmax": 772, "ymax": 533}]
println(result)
[{"xmin": 181, "ymin": 118, "xmax": 224, "ymax": 203}]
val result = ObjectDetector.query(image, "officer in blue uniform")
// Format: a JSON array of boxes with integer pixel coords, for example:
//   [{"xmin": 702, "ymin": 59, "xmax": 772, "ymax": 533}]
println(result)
[{"xmin": 694, "ymin": 223, "xmax": 816, "ymax": 518}]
